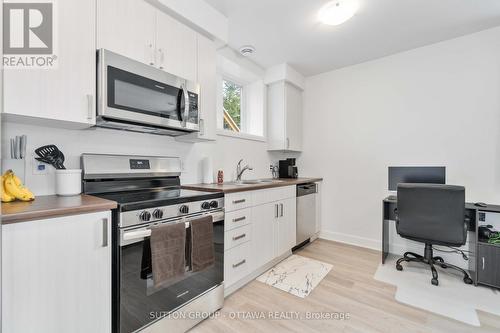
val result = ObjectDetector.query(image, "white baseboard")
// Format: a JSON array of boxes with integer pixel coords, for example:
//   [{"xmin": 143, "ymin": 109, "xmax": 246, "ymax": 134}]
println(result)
[
  {"xmin": 319, "ymin": 230, "xmax": 380, "ymax": 251},
  {"xmin": 319, "ymin": 229, "xmax": 470, "ymax": 270}
]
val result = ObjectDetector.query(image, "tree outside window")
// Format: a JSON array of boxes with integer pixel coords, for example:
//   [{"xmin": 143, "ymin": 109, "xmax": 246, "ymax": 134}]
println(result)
[{"xmin": 223, "ymin": 80, "xmax": 242, "ymax": 132}]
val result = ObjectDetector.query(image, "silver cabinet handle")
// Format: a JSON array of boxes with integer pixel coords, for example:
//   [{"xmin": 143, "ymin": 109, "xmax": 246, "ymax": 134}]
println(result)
[
  {"xmin": 286, "ymin": 137, "xmax": 290, "ymax": 149},
  {"xmin": 86, "ymin": 94, "xmax": 93, "ymax": 120},
  {"xmin": 199, "ymin": 118, "xmax": 205, "ymax": 136},
  {"xmin": 280, "ymin": 203, "xmax": 284, "ymax": 217},
  {"xmin": 232, "ymin": 259, "xmax": 246, "ymax": 268},
  {"xmin": 233, "ymin": 216, "xmax": 246, "ymax": 223},
  {"xmin": 275, "ymin": 204, "xmax": 279, "ymax": 218},
  {"xmin": 233, "ymin": 199, "xmax": 246, "ymax": 204},
  {"xmin": 482, "ymin": 257, "xmax": 485, "ymax": 270},
  {"xmin": 232, "ymin": 233, "xmax": 246, "ymax": 241},
  {"xmin": 158, "ymin": 48, "xmax": 165, "ymax": 69},
  {"xmin": 148, "ymin": 43, "xmax": 155, "ymax": 65},
  {"xmin": 102, "ymin": 218, "xmax": 108, "ymax": 247}
]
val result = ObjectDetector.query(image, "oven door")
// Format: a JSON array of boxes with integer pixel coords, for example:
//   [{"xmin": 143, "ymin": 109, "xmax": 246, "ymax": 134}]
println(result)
[
  {"xmin": 117, "ymin": 210, "xmax": 224, "ymax": 333},
  {"xmin": 98, "ymin": 49, "xmax": 199, "ymax": 132}
]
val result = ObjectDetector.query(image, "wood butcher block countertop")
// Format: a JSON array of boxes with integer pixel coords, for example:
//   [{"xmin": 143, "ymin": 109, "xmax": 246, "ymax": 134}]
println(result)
[
  {"xmin": 182, "ymin": 177, "xmax": 323, "ymax": 194},
  {"xmin": 1, "ymin": 194, "xmax": 117, "ymax": 225}
]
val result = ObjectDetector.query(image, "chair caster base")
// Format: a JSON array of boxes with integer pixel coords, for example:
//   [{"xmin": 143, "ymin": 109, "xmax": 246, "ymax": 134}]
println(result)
[
  {"xmin": 464, "ymin": 277, "xmax": 473, "ymax": 285},
  {"xmin": 431, "ymin": 278, "xmax": 439, "ymax": 286}
]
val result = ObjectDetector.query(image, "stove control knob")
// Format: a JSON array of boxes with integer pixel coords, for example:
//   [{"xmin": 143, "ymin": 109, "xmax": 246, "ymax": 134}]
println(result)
[
  {"xmin": 152, "ymin": 209, "xmax": 163, "ymax": 220},
  {"xmin": 201, "ymin": 202, "xmax": 211, "ymax": 210},
  {"xmin": 179, "ymin": 205, "xmax": 189, "ymax": 214},
  {"xmin": 210, "ymin": 200, "xmax": 218, "ymax": 209},
  {"xmin": 139, "ymin": 211, "xmax": 151, "ymax": 222}
]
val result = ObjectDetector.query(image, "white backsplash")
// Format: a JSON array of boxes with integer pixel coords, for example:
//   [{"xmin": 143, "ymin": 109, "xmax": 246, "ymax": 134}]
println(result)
[{"xmin": 1, "ymin": 121, "xmax": 298, "ymax": 196}]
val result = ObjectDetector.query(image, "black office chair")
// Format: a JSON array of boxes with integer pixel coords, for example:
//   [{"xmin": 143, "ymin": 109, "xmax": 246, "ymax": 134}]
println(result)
[{"xmin": 395, "ymin": 183, "xmax": 473, "ymax": 286}]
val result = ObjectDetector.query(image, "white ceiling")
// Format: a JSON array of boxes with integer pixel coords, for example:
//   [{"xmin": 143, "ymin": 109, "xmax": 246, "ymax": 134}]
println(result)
[{"xmin": 205, "ymin": 0, "xmax": 500, "ymax": 76}]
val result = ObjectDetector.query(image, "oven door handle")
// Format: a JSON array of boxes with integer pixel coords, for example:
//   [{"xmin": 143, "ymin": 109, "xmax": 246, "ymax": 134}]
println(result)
[{"xmin": 122, "ymin": 221, "xmax": 190, "ymax": 241}]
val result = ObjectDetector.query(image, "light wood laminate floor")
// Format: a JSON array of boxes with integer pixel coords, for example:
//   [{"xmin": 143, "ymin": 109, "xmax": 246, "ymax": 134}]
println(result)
[{"xmin": 192, "ymin": 239, "xmax": 500, "ymax": 333}]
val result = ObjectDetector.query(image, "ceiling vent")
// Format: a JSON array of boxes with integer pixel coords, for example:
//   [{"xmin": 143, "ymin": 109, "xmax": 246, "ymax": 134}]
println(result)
[{"xmin": 239, "ymin": 45, "xmax": 256, "ymax": 57}]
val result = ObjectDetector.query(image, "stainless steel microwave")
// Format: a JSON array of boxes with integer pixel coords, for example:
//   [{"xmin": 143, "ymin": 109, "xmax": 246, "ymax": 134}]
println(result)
[{"xmin": 96, "ymin": 49, "xmax": 199, "ymax": 136}]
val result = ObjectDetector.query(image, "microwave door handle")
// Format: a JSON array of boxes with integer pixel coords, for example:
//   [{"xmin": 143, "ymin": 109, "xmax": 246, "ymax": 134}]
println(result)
[{"xmin": 181, "ymin": 83, "xmax": 189, "ymax": 127}]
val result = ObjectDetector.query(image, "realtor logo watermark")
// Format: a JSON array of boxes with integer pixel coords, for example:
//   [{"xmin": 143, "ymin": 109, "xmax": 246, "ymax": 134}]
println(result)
[{"xmin": 3, "ymin": 0, "xmax": 57, "ymax": 68}]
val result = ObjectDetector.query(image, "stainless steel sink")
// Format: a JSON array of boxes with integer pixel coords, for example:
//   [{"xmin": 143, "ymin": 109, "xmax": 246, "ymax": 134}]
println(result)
[{"xmin": 228, "ymin": 179, "xmax": 284, "ymax": 185}]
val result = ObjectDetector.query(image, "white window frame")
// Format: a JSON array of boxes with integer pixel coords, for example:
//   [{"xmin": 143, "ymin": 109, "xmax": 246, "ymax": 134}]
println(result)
[{"xmin": 217, "ymin": 73, "xmax": 266, "ymax": 142}]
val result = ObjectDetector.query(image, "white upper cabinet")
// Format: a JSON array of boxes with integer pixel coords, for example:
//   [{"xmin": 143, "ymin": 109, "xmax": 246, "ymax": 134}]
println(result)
[
  {"xmin": 98, "ymin": 0, "xmax": 196, "ymax": 81},
  {"xmin": 97, "ymin": 0, "xmax": 156, "ymax": 66},
  {"xmin": 267, "ymin": 81, "xmax": 303, "ymax": 152},
  {"xmin": 177, "ymin": 33, "xmax": 217, "ymax": 142},
  {"xmin": 3, "ymin": 0, "xmax": 96, "ymax": 127},
  {"xmin": 155, "ymin": 10, "xmax": 197, "ymax": 81}
]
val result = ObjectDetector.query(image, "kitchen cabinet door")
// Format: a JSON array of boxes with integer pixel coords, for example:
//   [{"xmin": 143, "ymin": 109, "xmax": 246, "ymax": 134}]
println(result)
[
  {"xmin": 477, "ymin": 244, "xmax": 500, "ymax": 288},
  {"xmin": 3, "ymin": 0, "xmax": 96, "ymax": 127},
  {"xmin": 155, "ymin": 10, "xmax": 197, "ymax": 81},
  {"xmin": 285, "ymin": 83, "xmax": 303, "ymax": 151},
  {"xmin": 276, "ymin": 198, "xmax": 297, "ymax": 255},
  {"xmin": 98, "ymin": 0, "xmax": 156, "ymax": 66},
  {"xmin": 267, "ymin": 82, "xmax": 303, "ymax": 152},
  {"xmin": 2, "ymin": 211, "xmax": 112, "ymax": 333},
  {"xmin": 252, "ymin": 202, "xmax": 278, "ymax": 270},
  {"xmin": 176, "ymin": 33, "xmax": 217, "ymax": 142}
]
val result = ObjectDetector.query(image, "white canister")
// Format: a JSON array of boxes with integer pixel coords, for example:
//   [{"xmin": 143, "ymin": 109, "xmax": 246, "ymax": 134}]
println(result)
[
  {"xmin": 55, "ymin": 169, "xmax": 82, "ymax": 196},
  {"xmin": 201, "ymin": 157, "xmax": 214, "ymax": 184}
]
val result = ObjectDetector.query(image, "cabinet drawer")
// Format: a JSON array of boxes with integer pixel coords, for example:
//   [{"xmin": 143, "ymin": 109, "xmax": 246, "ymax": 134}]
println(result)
[
  {"xmin": 225, "ymin": 192, "xmax": 253, "ymax": 212},
  {"xmin": 225, "ymin": 208, "xmax": 251, "ymax": 231},
  {"xmin": 224, "ymin": 242, "xmax": 251, "ymax": 287},
  {"xmin": 252, "ymin": 185, "xmax": 295, "ymax": 206},
  {"xmin": 225, "ymin": 224, "xmax": 251, "ymax": 251}
]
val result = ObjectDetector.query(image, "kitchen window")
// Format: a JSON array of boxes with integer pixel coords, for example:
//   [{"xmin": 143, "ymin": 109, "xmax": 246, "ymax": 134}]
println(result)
[
  {"xmin": 217, "ymin": 75, "xmax": 266, "ymax": 141},
  {"xmin": 222, "ymin": 79, "xmax": 242, "ymax": 132}
]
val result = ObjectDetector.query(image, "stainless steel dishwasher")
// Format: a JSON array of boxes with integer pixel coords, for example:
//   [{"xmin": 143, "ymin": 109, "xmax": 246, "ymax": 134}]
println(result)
[{"xmin": 296, "ymin": 183, "xmax": 318, "ymax": 246}]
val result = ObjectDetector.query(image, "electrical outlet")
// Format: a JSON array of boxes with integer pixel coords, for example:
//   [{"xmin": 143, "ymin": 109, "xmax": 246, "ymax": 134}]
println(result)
[{"xmin": 32, "ymin": 157, "xmax": 48, "ymax": 175}]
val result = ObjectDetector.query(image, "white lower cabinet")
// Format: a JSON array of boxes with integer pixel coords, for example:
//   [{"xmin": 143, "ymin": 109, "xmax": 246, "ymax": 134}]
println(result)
[
  {"xmin": 224, "ymin": 186, "xmax": 296, "ymax": 292},
  {"xmin": 252, "ymin": 202, "xmax": 277, "ymax": 269},
  {"xmin": 2, "ymin": 211, "xmax": 112, "ymax": 333},
  {"xmin": 276, "ymin": 198, "xmax": 297, "ymax": 256},
  {"xmin": 224, "ymin": 241, "xmax": 252, "ymax": 288}
]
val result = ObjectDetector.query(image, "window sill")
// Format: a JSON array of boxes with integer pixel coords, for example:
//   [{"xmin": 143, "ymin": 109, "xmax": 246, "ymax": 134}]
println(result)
[{"xmin": 216, "ymin": 129, "xmax": 267, "ymax": 142}]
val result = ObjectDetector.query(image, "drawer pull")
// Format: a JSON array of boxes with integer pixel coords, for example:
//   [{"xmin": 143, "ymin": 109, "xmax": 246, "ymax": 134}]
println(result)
[
  {"xmin": 482, "ymin": 257, "xmax": 485, "ymax": 270},
  {"xmin": 233, "ymin": 199, "xmax": 246, "ymax": 204},
  {"xmin": 232, "ymin": 233, "xmax": 246, "ymax": 241},
  {"xmin": 233, "ymin": 216, "xmax": 246, "ymax": 223},
  {"xmin": 232, "ymin": 259, "xmax": 246, "ymax": 268}
]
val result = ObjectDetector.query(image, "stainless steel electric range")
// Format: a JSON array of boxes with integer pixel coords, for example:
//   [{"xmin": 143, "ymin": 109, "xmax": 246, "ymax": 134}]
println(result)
[{"xmin": 81, "ymin": 154, "xmax": 224, "ymax": 333}]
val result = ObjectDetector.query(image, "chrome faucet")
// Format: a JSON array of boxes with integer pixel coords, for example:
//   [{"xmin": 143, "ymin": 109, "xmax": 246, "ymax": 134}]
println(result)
[{"xmin": 236, "ymin": 159, "xmax": 253, "ymax": 182}]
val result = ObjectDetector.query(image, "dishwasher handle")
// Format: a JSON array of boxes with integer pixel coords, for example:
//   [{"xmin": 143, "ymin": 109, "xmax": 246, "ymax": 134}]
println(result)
[{"xmin": 297, "ymin": 183, "xmax": 317, "ymax": 196}]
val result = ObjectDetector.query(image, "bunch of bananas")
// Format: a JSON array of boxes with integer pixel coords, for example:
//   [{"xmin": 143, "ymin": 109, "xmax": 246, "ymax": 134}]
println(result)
[{"xmin": 1, "ymin": 170, "xmax": 35, "ymax": 202}]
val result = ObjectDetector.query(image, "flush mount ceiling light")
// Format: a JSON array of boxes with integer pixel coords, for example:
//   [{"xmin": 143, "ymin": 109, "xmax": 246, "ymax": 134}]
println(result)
[
  {"xmin": 239, "ymin": 45, "xmax": 256, "ymax": 57},
  {"xmin": 318, "ymin": 0, "xmax": 359, "ymax": 26}
]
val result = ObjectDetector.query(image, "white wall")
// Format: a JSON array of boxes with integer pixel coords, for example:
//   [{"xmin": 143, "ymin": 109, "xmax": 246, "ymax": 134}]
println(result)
[
  {"xmin": 301, "ymin": 26, "xmax": 500, "ymax": 264},
  {"xmin": 1, "ymin": 121, "xmax": 283, "ymax": 195}
]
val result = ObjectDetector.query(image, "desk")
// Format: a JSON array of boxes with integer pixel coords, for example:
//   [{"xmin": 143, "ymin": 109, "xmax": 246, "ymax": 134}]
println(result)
[{"xmin": 382, "ymin": 196, "xmax": 500, "ymax": 288}]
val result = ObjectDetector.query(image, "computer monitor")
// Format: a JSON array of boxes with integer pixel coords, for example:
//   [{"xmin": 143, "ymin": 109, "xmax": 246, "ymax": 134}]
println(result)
[{"xmin": 388, "ymin": 166, "xmax": 446, "ymax": 191}]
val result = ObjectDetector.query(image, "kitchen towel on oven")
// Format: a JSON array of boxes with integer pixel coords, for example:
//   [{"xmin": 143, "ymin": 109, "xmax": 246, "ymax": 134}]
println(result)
[
  {"xmin": 150, "ymin": 222, "xmax": 186, "ymax": 288},
  {"xmin": 190, "ymin": 215, "xmax": 215, "ymax": 271}
]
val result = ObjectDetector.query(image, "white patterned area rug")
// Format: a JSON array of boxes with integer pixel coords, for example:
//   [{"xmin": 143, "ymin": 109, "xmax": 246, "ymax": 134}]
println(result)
[
  {"xmin": 256, "ymin": 255, "xmax": 332, "ymax": 298},
  {"xmin": 374, "ymin": 255, "xmax": 500, "ymax": 326}
]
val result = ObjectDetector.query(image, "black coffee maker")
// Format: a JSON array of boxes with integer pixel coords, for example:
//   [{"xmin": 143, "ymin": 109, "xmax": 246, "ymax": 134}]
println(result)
[{"xmin": 279, "ymin": 158, "xmax": 298, "ymax": 178}]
